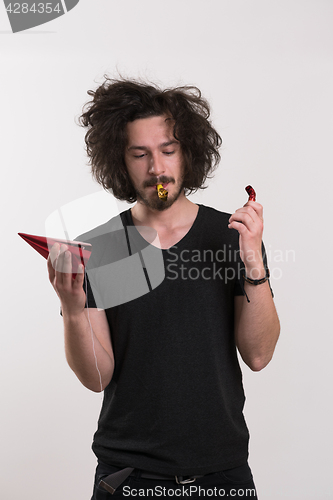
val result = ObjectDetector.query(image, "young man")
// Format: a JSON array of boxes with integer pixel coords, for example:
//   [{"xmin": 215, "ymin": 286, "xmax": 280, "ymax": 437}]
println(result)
[{"xmin": 48, "ymin": 79, "xmax": 280, "ymax": 499}]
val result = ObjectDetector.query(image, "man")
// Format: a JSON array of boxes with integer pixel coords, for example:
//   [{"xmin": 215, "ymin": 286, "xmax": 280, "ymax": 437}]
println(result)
[{"xmin": 48, "ymin": 78, "xmax": 280, "ymax": 499}]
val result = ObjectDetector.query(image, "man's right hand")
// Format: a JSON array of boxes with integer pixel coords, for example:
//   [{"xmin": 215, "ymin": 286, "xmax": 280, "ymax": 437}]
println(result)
[
  {"xmin": 47, "ymin": 243, "xmax": 114, "ymax": 392},
  {"xmin": 47, "ymin": 243, "xmax": 86, "ymax": 316}
]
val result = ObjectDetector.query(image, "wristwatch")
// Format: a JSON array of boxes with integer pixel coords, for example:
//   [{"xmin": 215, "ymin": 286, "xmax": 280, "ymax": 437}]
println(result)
[{"xmin": 243, "ymin": 268, "xmax": 270, "ymax": 285}]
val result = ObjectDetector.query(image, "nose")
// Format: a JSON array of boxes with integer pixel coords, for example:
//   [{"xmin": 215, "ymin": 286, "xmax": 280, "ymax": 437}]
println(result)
[{"xmin": 148, "ymin": 153, "xmax": 165, "ymax": 176}]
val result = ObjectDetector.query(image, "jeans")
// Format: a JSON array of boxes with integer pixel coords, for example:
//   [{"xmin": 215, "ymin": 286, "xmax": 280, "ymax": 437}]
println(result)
[{"xmin": 91, "ymin": 461, "xmax": 258, "ymax": 499}]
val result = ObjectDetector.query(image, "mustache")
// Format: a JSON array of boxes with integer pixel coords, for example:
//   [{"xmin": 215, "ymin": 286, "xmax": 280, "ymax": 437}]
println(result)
[{"xmin": 143, "ymin": 176, "xmax": 175, "ymax": 188}]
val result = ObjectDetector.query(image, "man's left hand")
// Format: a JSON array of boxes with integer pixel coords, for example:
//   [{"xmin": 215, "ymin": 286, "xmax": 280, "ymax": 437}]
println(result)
[{"xmin": 228, "ymin": 201, "xmax": 265, "ymax": 280}]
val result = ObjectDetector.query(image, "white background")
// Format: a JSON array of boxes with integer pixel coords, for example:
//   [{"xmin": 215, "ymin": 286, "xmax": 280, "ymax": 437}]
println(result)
[{"xmin": 1, "ymin": 1, "xmax": 332, "ymax": 499}]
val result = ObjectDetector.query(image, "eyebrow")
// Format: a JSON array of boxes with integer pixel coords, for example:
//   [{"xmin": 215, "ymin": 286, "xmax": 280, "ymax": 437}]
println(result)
[{"xmin": 127, "ymin": 140, "xmax": 179, "ymax": 151}]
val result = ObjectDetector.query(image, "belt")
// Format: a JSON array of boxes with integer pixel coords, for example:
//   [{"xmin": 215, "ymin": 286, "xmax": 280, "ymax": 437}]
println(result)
[{"xmin": 99, "ymin": 467, "xmax": 204, "ymax": 494}]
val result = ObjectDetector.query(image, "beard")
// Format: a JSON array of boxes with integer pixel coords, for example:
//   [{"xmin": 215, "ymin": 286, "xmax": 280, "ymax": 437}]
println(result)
[{"xmin": 135, "ymin": 175, "xmax": 184, "ymax": 211}]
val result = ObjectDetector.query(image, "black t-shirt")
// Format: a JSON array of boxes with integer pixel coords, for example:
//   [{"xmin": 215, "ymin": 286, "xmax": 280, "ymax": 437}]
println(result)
[{"xmin": 76, "ymin": 205, "xmax": 268, "ymax": 476}]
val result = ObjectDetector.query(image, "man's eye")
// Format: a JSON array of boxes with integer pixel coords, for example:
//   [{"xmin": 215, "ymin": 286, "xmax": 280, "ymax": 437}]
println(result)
[
  {"xmin": 134, "ymin": 154, "xmax": 145, "ymax": 158},
  {"xmin": 164, "ymin": 151, "xmax": 175, "ymax": 155}
]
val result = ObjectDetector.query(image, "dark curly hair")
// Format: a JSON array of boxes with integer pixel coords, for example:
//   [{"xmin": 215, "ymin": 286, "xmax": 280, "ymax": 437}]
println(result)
[{"xmin": 79, "ymin": 77, "xmax": 222, "ymax": 203}]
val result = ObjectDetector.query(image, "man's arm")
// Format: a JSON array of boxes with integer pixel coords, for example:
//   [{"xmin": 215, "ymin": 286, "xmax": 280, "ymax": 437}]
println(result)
[
  {"xmin": 62, "ymin": 308, "xmax": 114, "ymax": 392},
  {"xmin": 228, "ymin": 200, "xmax": 280, "ymax": 371},
  {"xmin": 234, "ymin": 282, "xmax": 280, "ymax": 371},
  {"xmin": 47, "ymin": 243, "xmax": 114, "ymax": 392}
]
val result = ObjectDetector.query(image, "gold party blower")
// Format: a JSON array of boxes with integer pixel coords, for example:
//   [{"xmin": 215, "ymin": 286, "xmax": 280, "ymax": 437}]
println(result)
[{"xmin": 157, "ymin": 184, "xmax": 168, "ymax": 201}]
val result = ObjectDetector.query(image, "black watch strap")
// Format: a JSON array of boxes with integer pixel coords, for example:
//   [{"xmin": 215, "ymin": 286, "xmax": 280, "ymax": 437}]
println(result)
[{"xmin": 243, "ymin": 268, "xmax": 270, "ymax": 285}]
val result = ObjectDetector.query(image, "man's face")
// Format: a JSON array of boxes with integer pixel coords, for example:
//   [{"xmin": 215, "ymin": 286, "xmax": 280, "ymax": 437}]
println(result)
[{"xmin": 124, "ymin": 115, "xmax": 185, "ymax": 211}]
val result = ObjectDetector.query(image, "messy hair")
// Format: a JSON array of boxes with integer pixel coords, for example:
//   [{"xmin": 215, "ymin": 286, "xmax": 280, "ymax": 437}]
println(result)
[{"xmin": 79, "ymin": 77, "xmax": 222, "ymax": 203}]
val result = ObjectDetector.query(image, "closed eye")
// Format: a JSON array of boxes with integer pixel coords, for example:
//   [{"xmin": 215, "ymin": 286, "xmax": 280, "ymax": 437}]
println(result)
[
  {"xmin": 133, "ymin": 154, "xmax": 146, "ymax": 158},
  {"xmin": 163, "ymin": 151, "xmax": 175, "ymax": 155}
]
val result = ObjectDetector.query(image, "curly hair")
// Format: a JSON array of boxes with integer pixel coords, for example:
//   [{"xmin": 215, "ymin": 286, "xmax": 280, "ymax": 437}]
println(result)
[{"xmin": 79, "ymin": 77, "xmax": 222, "ymax": 203}]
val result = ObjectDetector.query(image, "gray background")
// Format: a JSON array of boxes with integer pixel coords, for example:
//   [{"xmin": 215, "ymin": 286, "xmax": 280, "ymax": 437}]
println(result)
[{"xmin": 1, "ymin": 1, "xmax": 332, "ymax": 499}]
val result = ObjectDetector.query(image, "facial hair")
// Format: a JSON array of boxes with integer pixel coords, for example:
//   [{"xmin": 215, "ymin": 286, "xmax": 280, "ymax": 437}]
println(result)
[{"xmin": 135, "ymin": 176, "xmax": 184, "ymax": 211}]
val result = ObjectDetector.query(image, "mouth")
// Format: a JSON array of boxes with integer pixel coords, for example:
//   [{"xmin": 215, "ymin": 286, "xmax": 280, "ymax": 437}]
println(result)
[{"xmin": 155, "ymin": 183, "xmax": 168, "ymax": 190}]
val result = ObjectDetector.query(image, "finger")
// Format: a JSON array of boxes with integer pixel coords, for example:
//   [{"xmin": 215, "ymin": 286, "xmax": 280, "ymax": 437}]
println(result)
[
  {"xmin": 229, "ymin": 211, "xmax": 256, "ymax": 229},
  {"xmin": 72, "ymin": 263, "xmax": 85, "ymax": 290},
  {"xmin": 47, "ymin": 243, "xmax": 61, "ymax": 282},
  {"xmin": 53, "ymin": 243, "xmax": 67, "ymax": 265},
  {"xmin": 232, "ymin": 208, "xmax": 255, "ymax": 224},
  {"xmin": 47, "ymin": 254, "xmax": 56, "ymax": 282},
  {"xmin": 233, "ymin": 204, "xmax": 264, "ymax": 226},
  {"xmin": 55, "ymin": 248, "xmax": 72, "ymax": 287},
  {"xmin": 228, "ymin": 220, "xmax": 248, "ymax": 235},
  {"xmin": 243, "ymin": 201, "xmax": 264, "ymax": 221},
  {"xmin": 48, "ymin": 242, "xmax": 60, "ymax": 269},
  {"xmin": 54, "ymin": 245, "xmax": 66, "ymax": 274}
]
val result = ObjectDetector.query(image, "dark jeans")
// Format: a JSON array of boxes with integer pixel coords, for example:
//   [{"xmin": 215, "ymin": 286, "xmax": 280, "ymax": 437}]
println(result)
[{"xmin": 91, "ymin": 461, "xmax": 258, "ymax": 499}]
